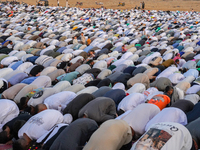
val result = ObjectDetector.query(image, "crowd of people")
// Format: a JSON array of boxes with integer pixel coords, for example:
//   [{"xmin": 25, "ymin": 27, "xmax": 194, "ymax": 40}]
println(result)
[{"xmin": 0, "ymin": 2, "xmax": 200, "ymax": 150}]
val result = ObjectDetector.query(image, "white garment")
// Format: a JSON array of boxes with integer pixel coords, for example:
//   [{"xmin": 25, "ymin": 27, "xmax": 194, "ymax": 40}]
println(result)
[
  {"xmin": 118, "ymin": 93, "xmax": 146, "ymax": 112},
  {"xmin": 156, "ymin": 67, "xmax": 178, "ymax": 79},
  {"xmin": 176, "ymin": 87, "xmax": 184, "ymax": 99},
  {"xmin": 145, "ymin": 107, "xmax": 188, "ymax": 131},
  {"xmin": 168, "ymin": 73, "xmax": 185, "ymax": 84},
  {"xmin": 0, "ymin": 68, "xmax": 13, "ymax": 78},
  {"xmin": 143, "ymin": 87, "xmax": 158, "ymax": 100},
  {"xmin": 180, "ymin": 75, "xmax": 195, "ymax": 83},
  {"xmin": 142, "ymin": 52, "xmax": 161, "ymax": 64},
  {"xmin": 61, "ymin": 53, "xmax": 73, "ymax": 62},
  {"xmin": 75, "ymin": 64, "xmax": 91, "ymax": 75},
  {"xmin": 112, "ymin": 59, "xmax": 125, "ymax": 66},
  {"xmin": 186, "ymin": 85, "xmax": 200, "ymax": 95},
  {"xmin": 30, "ymin": 76, "xmax": 51, "ymax": 88},
  {"xmin": 121, "ymin": 59, "xmax": 133, "ymax": 66},
  {"xmin": 77, "ymin": 86, "xmax": 98, "ymax": 95},
  {"xmin": 126, "ymin": 83, "xmax": 146, "ymax": 94},
  {"xmin": 0, "ymin": 99, "xmax": 19, "ymax": 131},
  {"xmin": 18, "ymin": 109, "xmax": 63, "ymax": 140},
  {"xmin": 184, "ymin": 94, "xmax": 200, "ymax": 105},
  {"xmin": 121, "ymin": 52, "xmax": 133, "ymax": 60},
  {"xmin": 117, "ymin": 103, "xmax": 160, "ymax": 135},
  {"xmin": 182, "ymin": 60, "xmax": 196, "ymax": 69},
  {"xmin": 162, "ymin": 52, "xmax": 173, "ymax": 60},
  {"xmin": 40, "ymin": 66, "xmax": 57, "ymax": 76},
  {"xmin": 70, "ymin": 56, "xmax": 84, "ymax": 64},
  {"xmin": 14, "ymin": 51, "xmax": 26, "ymax": 59},
  {"xmin": 40, "ymin": 46, "xmax": 55, "ymax": 55},
  {"xmin": 183, "ymin": 69, "xmax": 199, "ymax": 78},
  {"xmin": 112, "ymin": 83, "xmax": 125, "ymax": 90},
  {"xmin": 16, "ymin": 62, "xmax": 33, "ymax": 72},
  {"xmin": 44, "ymin": 91, "xmax": 77, "ymax": 111},
  {"xmin": 1, "ymin": 56, "xmax": 18, "ymax": 66},
  {"xmin": 28, "ymin": 88, "xmax": 56, "ymax": 107},
  {"xmin": 36, "ymin": 123, "xmax": 68, "ymax": 144},
  {"xmin": 131, "ymin": 122, "xmax": 192, "ymax": 150},
  {"xmin": 3, "ymin": 70, "xmax": 22, "ymax": 80},
  {"xmin": 52, "ymin": 81, "xmax": 71, "ymax": 93},
  {"xmin": 93, "ymin": 60, "xmax": 107, "ymax": 70},
  {"xmin": 97, "ymin": 69, "xmax": 112, "ymax": 79},
  {"xmin": 8, "ymin": 50, "xmax": 18, "ymax": 56}
]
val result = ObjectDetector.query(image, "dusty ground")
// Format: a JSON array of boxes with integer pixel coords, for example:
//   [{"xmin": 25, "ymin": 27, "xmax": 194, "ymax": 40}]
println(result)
[{"xmin": 4, "ymin": 0, "xmax": 200, "ymax": 11}]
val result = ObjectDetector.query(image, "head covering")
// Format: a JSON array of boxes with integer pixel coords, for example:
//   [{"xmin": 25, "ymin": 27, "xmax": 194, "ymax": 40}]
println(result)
[
  {"xmin": 63, "ymin": 114, "xmax": 73, "ymax": 124},
  {"xmin": 29, "ymin": 65, "xmax": 44, "ymax": 76},
  {"xmin": 112, "ymin": 83, "xmax": 125, "ymax": 90}
]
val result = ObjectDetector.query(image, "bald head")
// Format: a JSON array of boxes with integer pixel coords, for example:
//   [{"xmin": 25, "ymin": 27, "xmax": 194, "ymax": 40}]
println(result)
[{"xmin": 34, "ymin": 104, "xmax": 47, "ymax": 114}]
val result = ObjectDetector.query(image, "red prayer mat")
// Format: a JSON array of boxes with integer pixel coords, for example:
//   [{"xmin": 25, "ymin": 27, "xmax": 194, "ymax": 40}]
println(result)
[{"xmin": 0, "ymin": 144, "xmax": 12, "ymax": 150}]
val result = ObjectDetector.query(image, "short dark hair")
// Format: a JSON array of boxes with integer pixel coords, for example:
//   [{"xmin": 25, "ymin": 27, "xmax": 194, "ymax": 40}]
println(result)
[
  {"xmin": 13, "ymin": 120, "xmax": 26, "ymax": 138},
  {"xmin": 164, "ymin": 86, "xmax": 173, "ymax": 93},
  {"xmin": 182, "ymin": 68, "xmax": 187, "ymax": 73},
  {"xmin": 52, "ymin": 80, "xmax": 58, "ymax": 85},
  {"xmin": 0, "ymin": 131, "xmax": 9, "ymax": 144},
  {"xmin": 20, "ymin": 97, "xmax": 27, "ymax": 107},
  {"xmin": 13, "ymin": 140, "xmax": 26, "ymax": 150},
  {"xmin": 175, "ymin": 59, "xmax": 179, "ymax": 63},
  {"xmin": 117, "ymin": 55, "xmax": 122, "ymax": 59},
  {"xmin": 44, "ymin": 43, "xmax": 48, "ymax": 47},
  {"xmin": 86, "ymin": 59, "xmax": 93, "ymax": 65},
  {"xmin": 89, "ymin": 50, "xmax": 94, "ymax": 53}
]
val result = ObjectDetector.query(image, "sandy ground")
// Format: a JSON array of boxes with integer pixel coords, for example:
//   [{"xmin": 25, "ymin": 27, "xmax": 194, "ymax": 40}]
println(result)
[{"xmin": 3, "ymin": 0, "xmax": 200, "ymax": 11}]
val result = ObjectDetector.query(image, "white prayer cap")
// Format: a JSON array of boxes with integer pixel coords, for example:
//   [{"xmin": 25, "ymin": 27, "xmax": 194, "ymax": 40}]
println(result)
[
  {"xmin": 63, "ymin": 114, "xmax": 73, "ymax": 124},
  {"xmin": 112, "ymin": 83, "xmax": 125, "ymax": 90}
]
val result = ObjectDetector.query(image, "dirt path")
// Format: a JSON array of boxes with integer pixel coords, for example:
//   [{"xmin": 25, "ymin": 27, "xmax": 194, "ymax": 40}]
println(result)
[{"xmin": 4, "ymin": 0, "xmax": 200, "ymax": 11}]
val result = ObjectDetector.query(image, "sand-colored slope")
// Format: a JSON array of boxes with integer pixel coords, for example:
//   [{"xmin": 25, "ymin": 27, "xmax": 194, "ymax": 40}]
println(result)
[{"xmin": 5, "ymin": 0, "xmax": 200, "ymax": 11}]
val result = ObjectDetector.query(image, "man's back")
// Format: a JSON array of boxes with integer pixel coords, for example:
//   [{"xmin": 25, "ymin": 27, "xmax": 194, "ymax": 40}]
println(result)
[{"xmin": 18, "ymin": 109, "xmax": 63, "ymax": 140}]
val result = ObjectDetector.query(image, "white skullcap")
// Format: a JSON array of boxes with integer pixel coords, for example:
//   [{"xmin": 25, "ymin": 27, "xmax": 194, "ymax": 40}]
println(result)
[
  {"xmin": 0, "ymin": 80, "xmax": 3, "ymax": 89},
  {"xmin": 63, "ymin": 114, "xmax": 73, "ymax": 124}
]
